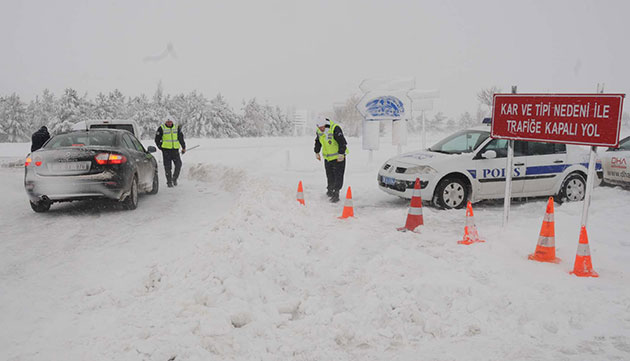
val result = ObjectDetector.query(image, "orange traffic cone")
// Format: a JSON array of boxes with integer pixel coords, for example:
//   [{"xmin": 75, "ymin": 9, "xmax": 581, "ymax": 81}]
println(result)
[
  {"xmin": 528, "ymin": 197, "xmax": 561, "ymax": 263},
  {"xmin": 397, "ymin": 178, "xmax": 423, "ymax": 232},
  {"xmin": 296, "ymin": 181, "xmax": 305, "ymax": 205},
  {"xmin": 570, "ymin": 226, "xmax": 599, "ymax": 277},
  {"xmin": 338, "ymin": 186, "xmax": 354, "ymax": 219},
  {"xmin": 458, "ymin": 202, "xmax": 484, "ymax": 245}
]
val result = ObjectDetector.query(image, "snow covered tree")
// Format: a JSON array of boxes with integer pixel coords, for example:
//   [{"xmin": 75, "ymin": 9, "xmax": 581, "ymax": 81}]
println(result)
[
  {"xmin": 332, "ymin": 95, "xmax": 362, "ymax": 137},
  {"xmin": 153, "ymin": 81, "xmax": 165, "ymax": 107},
  {"xmin": 241, "ymin": 98, "xmax": 267, "ymax": 137},
  {"xmin": 0, "ymin": 93, "xmax": 29, "ymax": 142},
  {"xmin": 208, "ymin": 93, "xmax": 240, "ymax": 138},
  {"xmin": 458, "ymin": 111, "xmax": 475, "ymax": 128},
  {"xmin": 477, "ymin": 86, "xmax": 501, "ymax": 119},
  {"xmin": 184, "ymin": 91, "xmax": 211, "ymax": 138},
  {"xmin": 150, "ymin": 82, "xmax": 170, "ymax": 127},
  {"xmin": 93, "ymin": 90, "xmax": 127, "ymax": 119},
  {"xmin": 127, "ymin": 94, "xmax": 155, "ymax": 139},
  {"xmin": 263, "ymin": 104, "xmax": 291, "ymax": 136},
  {"xmin": 0, "ymin": 84, "xmax": 299, "ymax": 140},
  {"xmin": 39, "ymin": 89, "xmax": 59, "ymax": 129},
  {"xmin": 108, "ymin": 89, "xmax": 127, "ymax": 119},
  {"xmin": 93, "ymin": 92, "xmax": 109, "ymax": 119},
  {"xmin": 26, "ymin": 97, "xmax": 47, "ymax": 134},
  {"xmin": 428, "ymin": 112, "xmax": 448, "ymax": 131},
  {"xmin": 52, "ymin": 88, "xmax": 83, "ymax": 133}
]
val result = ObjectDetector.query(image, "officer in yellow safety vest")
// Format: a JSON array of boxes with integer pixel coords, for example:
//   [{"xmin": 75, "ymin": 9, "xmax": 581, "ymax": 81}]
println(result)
[
  {"xmin": 155, "ymin": 117, "xmax": 186, "ymax": 188},
  {"xmin": 314, "ymin": 117, "xmax": 348, "ymax": 203}
]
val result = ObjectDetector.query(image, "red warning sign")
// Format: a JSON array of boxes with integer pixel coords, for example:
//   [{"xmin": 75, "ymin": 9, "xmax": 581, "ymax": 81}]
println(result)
[{"xmin": 491, "ymin": 94, "xmax": 625, "ymax": 147}]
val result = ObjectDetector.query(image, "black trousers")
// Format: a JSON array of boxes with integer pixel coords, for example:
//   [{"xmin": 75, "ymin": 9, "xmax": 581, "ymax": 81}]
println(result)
[
  {"xmin": 324, "ymin": 159, "xmax": 346, "ymax": 194},
  {"xmin": 161, "ymin": 149, "xmax": 182, "ymax": 184}
]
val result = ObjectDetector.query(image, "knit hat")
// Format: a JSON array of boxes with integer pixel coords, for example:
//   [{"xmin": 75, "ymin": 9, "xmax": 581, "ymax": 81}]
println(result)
[{"xmin": 316, "ymin": 117, "xmax": 329, "ymax": 128}]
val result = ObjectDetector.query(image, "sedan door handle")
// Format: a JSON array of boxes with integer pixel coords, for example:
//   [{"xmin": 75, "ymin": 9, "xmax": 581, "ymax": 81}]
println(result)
[
  {"xmin": 553, "ymin": 160, "xmax": 564, "ymax": 163},
  {"xmin": 514, "ymin": 162, "xmax": 525, "ymax": 166}
]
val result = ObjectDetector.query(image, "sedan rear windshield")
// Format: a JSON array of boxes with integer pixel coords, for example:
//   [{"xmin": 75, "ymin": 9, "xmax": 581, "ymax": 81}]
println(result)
[
  {"xmin": 89, "ymin": 124, "xmax": 134, "ymax": 134},
  {"xmin": 429, "ymin": 130, "xmax": 490, "ymax": 154},
  {"xmin": 45, "ymin": 131, "xmax": 117, "ymax": 149}
]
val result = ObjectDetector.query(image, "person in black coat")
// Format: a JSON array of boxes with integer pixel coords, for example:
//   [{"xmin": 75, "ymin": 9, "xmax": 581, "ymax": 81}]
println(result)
[{"xmin": 31, "ymin": 126, "xmax": 50, "ymax": 152}]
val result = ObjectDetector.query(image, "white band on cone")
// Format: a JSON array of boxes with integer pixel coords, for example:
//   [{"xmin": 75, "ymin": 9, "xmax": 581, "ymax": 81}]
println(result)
[
  {"xmin": 576, "ymin": 243, "xmax": 591, "ymax": 256},
  {"xmin": 537, "ymin": 236, "xmax": 555, "ymax": 247},
  {"xmin": 408, "ymin": 207, "xmax": 423, "ymax": 215}
]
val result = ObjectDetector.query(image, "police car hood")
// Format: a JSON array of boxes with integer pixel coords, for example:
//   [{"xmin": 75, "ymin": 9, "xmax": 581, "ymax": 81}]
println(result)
[{"xmin": 393, "ymin": 150, "xmax": 455, "ymax": 166}]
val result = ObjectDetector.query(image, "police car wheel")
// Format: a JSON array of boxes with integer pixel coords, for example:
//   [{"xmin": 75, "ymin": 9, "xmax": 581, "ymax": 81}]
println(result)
[
  {"xmin": 434, "ymin": 178, "xmax": 468, "ymax": 209},
  {"xmin": 559, "ymin": 173, "xmax": 586, "ymax": 202}
]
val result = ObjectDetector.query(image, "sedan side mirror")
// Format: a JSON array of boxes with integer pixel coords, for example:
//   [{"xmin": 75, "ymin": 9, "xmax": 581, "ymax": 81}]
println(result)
[
  {"xmin": 147, "ymin": 146, "xmax": 157, "ymax": 153},
  {"xmin": 481, "ymin": 150, "xmax": 497, "ymax": 159}
]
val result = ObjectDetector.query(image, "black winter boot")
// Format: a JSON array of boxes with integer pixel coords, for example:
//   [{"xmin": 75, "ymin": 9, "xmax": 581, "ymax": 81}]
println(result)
[{"xmin": 330, "ymin": 190, "xmax": 340, "ymax": 203}]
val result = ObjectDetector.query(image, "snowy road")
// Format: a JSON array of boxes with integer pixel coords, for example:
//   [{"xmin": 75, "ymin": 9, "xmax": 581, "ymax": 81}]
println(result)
[{"xmin": 1, "ymin": 135, "xmax": 630, "ymax": 360}]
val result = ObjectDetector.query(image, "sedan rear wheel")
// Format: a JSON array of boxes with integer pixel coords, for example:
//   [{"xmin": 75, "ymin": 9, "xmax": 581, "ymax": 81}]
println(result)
[
  {"xmin": 122, "ymin": 175, "xmax": 138, "ymax": 210},
  {"xmin": 558, "ymin": 173, "xmax": 586, "ymax": 202},
  {"xmin": 30, "ymin": 200, "xmax": 51, "ymax": 213}
]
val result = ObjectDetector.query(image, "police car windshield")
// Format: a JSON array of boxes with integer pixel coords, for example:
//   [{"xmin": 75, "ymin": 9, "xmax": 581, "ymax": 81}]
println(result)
[{"xmin": 429, "ymin": 130, "xmax": 490, "ymax": 154}]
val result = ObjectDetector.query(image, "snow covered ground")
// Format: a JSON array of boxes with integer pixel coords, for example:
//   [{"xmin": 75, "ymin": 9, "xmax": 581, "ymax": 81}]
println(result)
[{"xmin": 1, "ymin": 132, "xmax": 630, "ymax": 361}]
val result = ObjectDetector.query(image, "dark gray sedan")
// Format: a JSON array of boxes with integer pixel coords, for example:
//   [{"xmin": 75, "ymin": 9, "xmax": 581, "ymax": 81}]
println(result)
[{"xmin": 24, "ymin": 129, "xmax": 159, "ymax": 212}]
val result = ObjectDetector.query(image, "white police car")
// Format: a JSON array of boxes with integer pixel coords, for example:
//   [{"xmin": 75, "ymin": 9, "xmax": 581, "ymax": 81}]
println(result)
[{"xmin": 378, "ymin": 126, "xmax": 603, "ymax": 209}]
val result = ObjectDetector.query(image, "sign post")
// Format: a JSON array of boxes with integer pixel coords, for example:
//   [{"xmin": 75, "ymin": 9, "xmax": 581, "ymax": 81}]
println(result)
[
  {"xmin": 491, "ymin": 93, "xmax": 625, "ymax": 227},
  {"xmin": 502, "ymin": 139, "xmax": 514, "ymax": 227},
  {"xmin": 502, "ymin": 86, "xmax": 518, "ymax": 227},
  {"xmin": 580, "ymin": 145, "xmax": 597, "ymax": 227}
]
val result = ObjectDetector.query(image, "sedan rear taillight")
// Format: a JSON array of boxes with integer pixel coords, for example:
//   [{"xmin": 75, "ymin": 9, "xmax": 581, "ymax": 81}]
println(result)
[
  {"xmin": 95, "ymin": 153, "xmax": 127, "ymax": 165},
  {"xmin": 25, "ymin": 157, "xmax": 43, "ymax": 167}
]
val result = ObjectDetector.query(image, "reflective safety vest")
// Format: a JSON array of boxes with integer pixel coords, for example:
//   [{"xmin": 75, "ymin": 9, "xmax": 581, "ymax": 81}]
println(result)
[
  {"xmin": 317, "ymin": 121, "xmax": 349, "ymax": 161},
  {"xmin": 161, "ymin": 124, "xmax": 181, "ymax": 149}
]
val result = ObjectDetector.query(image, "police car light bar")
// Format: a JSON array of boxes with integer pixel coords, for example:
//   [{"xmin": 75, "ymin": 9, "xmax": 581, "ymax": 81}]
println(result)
[{"xmin": 482, "ymin": 117, "xmax": 492, "ymax": 125}]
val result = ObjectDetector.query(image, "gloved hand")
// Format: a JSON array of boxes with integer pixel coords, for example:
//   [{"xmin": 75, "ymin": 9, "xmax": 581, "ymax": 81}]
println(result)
[
  {"xmin": 315, "ymin": 153, "xmax": 321, "ymax": 161},
  {"xmin": 337, "ymin": 154, "xmax": 345, "ymax": 162},
  {"xmin": 181, "ymin": 148, "xmax": 186, "ymax": 154}
]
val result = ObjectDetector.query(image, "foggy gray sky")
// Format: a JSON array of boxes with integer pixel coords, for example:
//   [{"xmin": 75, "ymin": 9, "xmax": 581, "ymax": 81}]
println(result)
[{"xmin": 1, "ymin": 0, "xmax": 628, "ymax": 118}]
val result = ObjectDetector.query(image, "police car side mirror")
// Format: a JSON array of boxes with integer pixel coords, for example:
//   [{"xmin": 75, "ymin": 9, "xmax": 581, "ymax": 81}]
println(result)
[
  {"xmin": 481, "ymin": 150, "xmax": 497, "ymax": 159},
  {"xmin": 147, "ymin": 146, "xmax": 157, "ymax": 153}
]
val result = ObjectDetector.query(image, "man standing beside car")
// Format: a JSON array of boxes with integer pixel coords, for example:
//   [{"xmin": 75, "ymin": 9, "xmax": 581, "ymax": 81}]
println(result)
[
  {"xmin": 155, "ymin": 117, "xmax": 186, "ymax": 188},
  {"xmin": 314, "ymin": 117, "xmax": 348, "ymax": 203},
  {"xmin": 31, "ymin": 125, "xmax": 50, "ymax": 152}
]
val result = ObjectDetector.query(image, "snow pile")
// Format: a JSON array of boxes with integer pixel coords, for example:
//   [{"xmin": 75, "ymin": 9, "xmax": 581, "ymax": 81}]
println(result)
[{"xmin": 1, "ymin": 135, "xmax": 630, "ymax": 361}]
